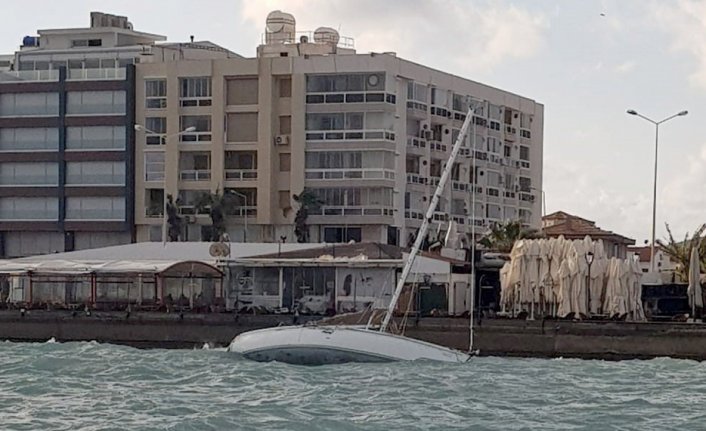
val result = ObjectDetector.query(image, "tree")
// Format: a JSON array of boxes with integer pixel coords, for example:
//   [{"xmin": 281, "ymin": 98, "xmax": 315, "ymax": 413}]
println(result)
[
  {"xmin": 293, "ymin": 189, "xmax": 323, "ymax": 243},
  {"xmin": 478, "ymin": 220, "xmax": 543, "ymax": 253},
  {"xmin": 195, "ymin": 189, "xmax": 240, "ymax": 241},
  {"xmin": 165, "ymin": 194, "xmax": 182, "ymax": 242},
  {"xmin": 656, "ymin": 223, "xmax": 706, "ymax": 282}
]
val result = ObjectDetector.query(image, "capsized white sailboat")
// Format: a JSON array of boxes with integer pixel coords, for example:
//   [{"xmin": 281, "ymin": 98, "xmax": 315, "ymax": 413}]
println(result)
[{"xmin": 229, "ymin": 102, "xmax": 480, "ymax": 365}]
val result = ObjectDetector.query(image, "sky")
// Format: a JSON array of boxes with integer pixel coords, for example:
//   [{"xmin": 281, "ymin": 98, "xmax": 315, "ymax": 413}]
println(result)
[{"xmin": 1, "ymin": 0, "xmax": 705, "ymax": 244}]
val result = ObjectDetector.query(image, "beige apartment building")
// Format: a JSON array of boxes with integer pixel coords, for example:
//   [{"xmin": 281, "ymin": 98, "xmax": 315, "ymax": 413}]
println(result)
[{"xmin": 134, "ymin": 11, "xmax": 544, "ymax": 246}]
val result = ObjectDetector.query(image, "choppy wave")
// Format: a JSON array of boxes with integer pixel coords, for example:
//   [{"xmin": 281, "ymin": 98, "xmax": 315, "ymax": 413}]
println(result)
[{"xmin": 1, "ymin": 341, "xmax": 705, "ymax": 430}]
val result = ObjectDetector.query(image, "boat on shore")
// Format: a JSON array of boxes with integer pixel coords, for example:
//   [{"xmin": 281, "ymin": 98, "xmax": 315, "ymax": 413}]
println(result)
[{"xmin": 228, "ymin": 103, "xmax": 480, "ymax": 365}]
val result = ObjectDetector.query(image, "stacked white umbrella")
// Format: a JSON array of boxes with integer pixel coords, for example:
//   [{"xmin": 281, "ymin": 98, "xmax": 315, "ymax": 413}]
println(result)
[
  {"xmin": 688, "ymin": 246, "xmax": 703, "ymax": 320},
  {"xmin": 499, "ymin": 235, "xmax": 646, "ymax": 321}
]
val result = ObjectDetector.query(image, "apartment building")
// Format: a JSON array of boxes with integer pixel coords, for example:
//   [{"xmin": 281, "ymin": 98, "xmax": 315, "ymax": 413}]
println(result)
[
  {"xmin": 134, "ymin": 11, "xmax": 544, "ymax": 246},
  {"xmin": 0, "ymin": 12, "xmax": 234, "ymax": 257}
]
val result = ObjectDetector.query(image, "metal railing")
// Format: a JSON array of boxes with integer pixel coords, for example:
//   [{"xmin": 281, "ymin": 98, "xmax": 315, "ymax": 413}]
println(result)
[
  {"xmin": 0, "ymin": 70, "xmax": 59, "ymax": 82},
  {"xmin": 224, "ymin": 169, "xmax": 258, "ymax": 181},
  {"xmin": 179, "ymin": 170, "xmax": 211, "ymax": 181},
  {"xmin": 305, "ymin": 168, "xmax": 394, "ymax": 180},
  {"xmin": 305, "ymin": 129, "xmax": 395, "ymax": 142},
  {"xmin": 67, "ymin": 68, "xmax": 126, "ymax": 81}
]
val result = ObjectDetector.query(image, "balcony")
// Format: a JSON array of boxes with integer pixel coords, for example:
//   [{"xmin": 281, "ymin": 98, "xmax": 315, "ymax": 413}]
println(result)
[
  {"xmin": 404, "ymin": 209, "xmax": 424, "ymax": 220},
  {"xmin": 305, "ymin": 129, "xmax": 395, "ymax": 142},
  {"xmin": 225, "ymin": 169, "xmax": 258, "ymax": 181},
  {"xmin": 67, "ymin": 68, "xmax": 126, "ymax": 81},
  {"xmin": 406, "ymin": 136, "xmax": 427, "ymax": 149},
  {"xmin": 0, "ymin": 70, "xmax": 59, "ymax": 83},
  {"xmin": 179, "ymin": 170, "xmax": 211, "ymax": 181},
  {"xmin": 312, "ymin": 205, "xmax": 394, "ymax": 217},
  {"xmin": 305, "ymin": 168, "xmax": 395, "ymax": 181},
  {"xmin": 406, "ymin": 174, "xmax": 427, "ymax": 185}
]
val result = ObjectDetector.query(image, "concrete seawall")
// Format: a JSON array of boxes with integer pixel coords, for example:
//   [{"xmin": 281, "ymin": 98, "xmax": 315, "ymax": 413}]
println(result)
[{"xmin": 3, "ymin": 310, "xmax": 706, "ymax": 360}]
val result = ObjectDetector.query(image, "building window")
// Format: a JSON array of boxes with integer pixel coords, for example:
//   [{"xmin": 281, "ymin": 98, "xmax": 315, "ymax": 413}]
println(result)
[
  {"xmin": 66, "ymin": 161, "xmax": 125, "ymax": 185},
  {"xmin": 71, "ymin": 39, "xmax": 102, "ymax": 47},
  {"xmin": 145, "ymin": 152, "xmax": 165, "ymax": 181},
  {"xmin": 323, "ymin": 226, "xmax": 362, "ymax": 243},
  {"xmin": 226, "ymin": 113, "xmax": 258, "ymax": 142},
  {"xmin": 225, "ymin": 151, "xmax": 257, "ymax": 180},
  {"xmin": 144, "ymin": 117, "xmax": 167, "ymax": 145},
  {"xmin": 179, "ymin": 115, "xmax": 212, "ymax": 142},
  {"xmin": 0, "ymin": 93, "xmax": 59, "ymax": 117},
  {"xmin": 0, "ymin": 162, "xmax": 58, "ymax": 186},
  {"xmin": 0, "ymin": 197, "xmax": 58, "ymax": 220},
  {"xmin": 66, "ymin": 197, "xmax": 125, "ymax": 220},
  {"xmin": 66, "ymin": 91, "xmax": 126, "ymax": 115},
  {"xmin": 145, "ymin": 79, "xmax": 167, "ymax": 109},
  {"xmin": 518, "ymin": 177, "xmax": 531, "ymax": 192},
  {"xmin": 0, "ymin": 128, "xmax": 59, "ymax": 151},
  {"xmin": 306, "ymin": 73, "xmax": 384, "ymax": 93},
  {"xmin": 179, "ymin": 77, "xmax": 212, "ymax": 106},
  {"xmin": 226, "ymin": 78, "xmax": 259, "ymax": 105},
  {"xmin": 519, "ymin": 146, "xmax": 530, "ymax": 161},
  {"xmin": 66, "ymin": 126, "xmax": 125, "ymax": 150},
  {"xmin": 305, "ymin": 112, "xmax": 394, "ymax": 141},
  {"xmin": 179, "ymin": 151, "xmax": 211, "ymax": 181}
]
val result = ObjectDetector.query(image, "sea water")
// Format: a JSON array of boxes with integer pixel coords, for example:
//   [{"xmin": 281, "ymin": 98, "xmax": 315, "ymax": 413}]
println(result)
[{"xmin": 1, "ymin": 341, "xmax": 704, "ymax": 430}]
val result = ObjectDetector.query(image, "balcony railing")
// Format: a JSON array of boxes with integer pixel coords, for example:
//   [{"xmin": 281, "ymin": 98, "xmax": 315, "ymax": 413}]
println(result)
[
  {"xmin": 406, "ymin": 136, "xmax": 426, "ymax": 149},
  {"xmin": 406, "ymin": 174, "xmax": 427, "ymax": 185},
  {"xmin": 305, "ymin": 129, "xmax": 395, "ymax": 142},
  {"xmin": 225, "ymin": 169, "xmax": 258, "ymax": 181},
  {"xmin": 0, "ymin": 69, "xmax": 59, "ymax": 82},
  {"xmin": 179, "ymin": 170, "xmax": 211, "ymax": 181},
  {"xmin": 305, "ymin": 168, "xmax": 395, "ymax": 180},
  {"xmin": 311, "ymin": 205, "xmax": 394, "ymax": 217},
  {"xmin": 67, "ymin": 68, "xmax": 126, "ymax": 81}
]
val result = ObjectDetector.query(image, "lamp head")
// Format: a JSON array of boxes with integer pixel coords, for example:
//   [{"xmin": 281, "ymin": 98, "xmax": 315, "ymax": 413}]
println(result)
[
  {"xmin": 183, "ymin": 126, "xmax": 197, "ymax": 133},
  {"xmin": 134, "ymin": 124, "xmax": 144, "ymax": 131},
  {"xmin": 626, "ymin": 109, "xmax": 638, "ymax": 116},
  {"xmin": 678, "ymin": 110, "xmax": 688, "ymax": 116}
]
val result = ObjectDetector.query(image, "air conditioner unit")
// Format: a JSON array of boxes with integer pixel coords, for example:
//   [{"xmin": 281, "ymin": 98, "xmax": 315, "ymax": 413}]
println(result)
[
  {"xmin": 274, "ymin": 134, "xmax": 290, "ymax": 146},
  {"xmin": 420, "ymin": 120, "xmax": 430, "ymax": 131}
]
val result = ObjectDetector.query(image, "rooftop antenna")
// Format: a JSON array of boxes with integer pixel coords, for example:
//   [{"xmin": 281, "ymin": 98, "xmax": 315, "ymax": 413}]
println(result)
[{"xmin": 190, "ymin": 35, "xmax": 194, "ymax": 43}]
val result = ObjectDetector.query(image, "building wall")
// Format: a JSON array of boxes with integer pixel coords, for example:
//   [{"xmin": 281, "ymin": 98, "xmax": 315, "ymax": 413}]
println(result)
[
  {"xmin": 133, "ymin": 50, "xmax": 544, "ymax": 244},
  {"xmin": 0, "ymin": 66, "xmax": 135, "ymax": 257}
]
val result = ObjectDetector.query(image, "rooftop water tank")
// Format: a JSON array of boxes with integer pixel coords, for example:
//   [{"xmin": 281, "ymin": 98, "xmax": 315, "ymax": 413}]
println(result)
[
  {"xmin": 265, "ymin": 10, "xmax": 295, "ymax": 44},
  {"xmin": 22, "ymin": 36, "xmax": 39, "ymax": 47},
  {"xmin": 313, "ymin": 27, "xmax": 340, "ymax": 46}
]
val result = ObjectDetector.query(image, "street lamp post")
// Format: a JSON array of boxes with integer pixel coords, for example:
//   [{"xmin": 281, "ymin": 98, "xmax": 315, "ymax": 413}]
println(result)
[
  {"xmin": 134, "ymin": 124, "xmax": 195, "ymax": 244},
  {"xmin": 626, "ymin": 109, "xmax": 688, "ymax": 273},
  {"xmin": 585, "ymin": 251, "xmax": 594, "ymax": 317},
  {"xmin": 227, "ymin": 189, "xmax": 249, "ymax": 242}
]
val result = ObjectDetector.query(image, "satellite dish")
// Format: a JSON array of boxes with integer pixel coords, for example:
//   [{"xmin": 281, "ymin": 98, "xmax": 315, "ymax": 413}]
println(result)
[{"xmin": 209, "ymin": 242, "xmax": 230, "ymax": 257}]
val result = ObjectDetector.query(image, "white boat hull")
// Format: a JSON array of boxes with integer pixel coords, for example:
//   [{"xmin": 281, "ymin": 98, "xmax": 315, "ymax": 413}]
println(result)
[{"xmin": 228, "ymin": 325, "xmax": 470, "ymax": 365}]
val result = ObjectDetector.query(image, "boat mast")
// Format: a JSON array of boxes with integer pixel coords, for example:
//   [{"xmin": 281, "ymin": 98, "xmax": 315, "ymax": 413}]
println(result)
[{"xmin": 380, "ymin": 102, "xmax": 477, "ymax": 333}]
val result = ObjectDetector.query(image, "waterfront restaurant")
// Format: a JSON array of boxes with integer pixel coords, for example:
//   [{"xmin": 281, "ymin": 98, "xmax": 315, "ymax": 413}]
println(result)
[{"xmin": 0, "ymin": 259, "xmax": 223, "ymax": 310}]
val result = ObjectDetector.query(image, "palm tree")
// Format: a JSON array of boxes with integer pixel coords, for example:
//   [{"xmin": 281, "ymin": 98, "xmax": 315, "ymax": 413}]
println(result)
[
  {"xmin": 478, "ymin": 220, "xmax": 543, "ymax": 253},
  {"xmin": 293, "ymin": 189, "xmax": 323, "ymax": 243},
  {"xmin": 165, "ymin": 194, "xmax": 182, "ymax": 242},
  {"xmin": 195, "ymin": 189, "xmax": 240, "ymax": 241},
  {"xmin": 656, "ymin": 223, "xmax": 705, "ymax": 282}
]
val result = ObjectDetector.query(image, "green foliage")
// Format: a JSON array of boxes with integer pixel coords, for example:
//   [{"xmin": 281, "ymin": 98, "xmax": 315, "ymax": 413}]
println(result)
[
  {"xmin": 656, "ymin": 223, "xmax": 706, "ymax": 282},
  {"xmin": 165, "ymin": 194, "xmax": 182, "ymax": 242},
  {"xmin": 293, "ymin": 189, "xmax": 323, "ymax": 243},
  {"xmin": 195, "ymin": 189, "xmax": 240, "ymax": 241},
  {"xmin": 478, "ymin": 220, "xmax": 543, "ymax": 253}
]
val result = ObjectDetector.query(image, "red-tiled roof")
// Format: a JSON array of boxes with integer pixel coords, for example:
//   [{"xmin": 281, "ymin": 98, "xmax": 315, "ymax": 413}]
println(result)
[{"xmin": 542, "ymin": 212, "xmax": 635, "ymax": 244}]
